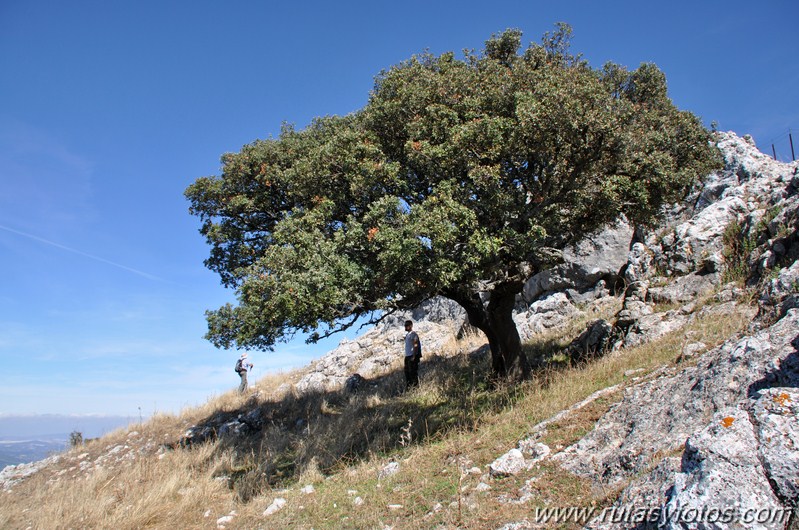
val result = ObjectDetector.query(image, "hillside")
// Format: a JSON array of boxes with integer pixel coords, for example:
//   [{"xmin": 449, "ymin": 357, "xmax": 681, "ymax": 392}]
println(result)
[{"xmin": 1, "ymin": 131, "xmax": 797, "ymax": 529}]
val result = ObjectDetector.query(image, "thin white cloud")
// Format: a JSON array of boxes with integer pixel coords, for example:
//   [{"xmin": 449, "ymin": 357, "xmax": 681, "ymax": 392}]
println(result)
[
  {"xmin": 0, "ymin": 223, "xmax": 162, "ymax": 281},
  {"xmin": 0, "ymin": 121, "xmax": 95, "ymax": 225}
]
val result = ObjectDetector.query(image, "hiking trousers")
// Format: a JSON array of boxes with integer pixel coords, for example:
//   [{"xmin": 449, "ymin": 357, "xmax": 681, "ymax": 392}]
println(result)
[{"xmin": 404, "ymin": 354, "xmax": 420, "ymax": 389}]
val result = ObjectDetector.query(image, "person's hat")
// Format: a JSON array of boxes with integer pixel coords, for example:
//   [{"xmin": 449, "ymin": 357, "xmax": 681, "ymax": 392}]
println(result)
[{"xmin": 241, "ymin": 353, "xmax": 248, "ymax": 358}]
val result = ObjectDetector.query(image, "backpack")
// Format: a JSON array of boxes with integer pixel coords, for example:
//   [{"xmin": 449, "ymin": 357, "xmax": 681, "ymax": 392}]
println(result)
[{"xmin": 234, "ymin": 359, "xmax": 243, "ymax": 373}]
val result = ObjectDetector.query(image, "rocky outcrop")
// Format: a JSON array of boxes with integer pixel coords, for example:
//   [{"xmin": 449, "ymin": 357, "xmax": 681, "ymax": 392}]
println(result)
[
  {"xmin": 524, "ymin": 134, "xmax": 799, "ymax": 528},
  {"xmin": 609, "ymin": 132, "xmax": 799, "ymax": 351},
  {"xmin": 662, "ymin": 405, "xmax": 786, "ymax": 530},
  {"xmin": 760, "ymin": 260, "xmax": 799, "ymax": 321},
  {"xmin": 553, "ymin": 305, "xmax": 796, "ymax": 486},
  {"xmin": 652, "ymin": 132, "xmax": 797, "ymax": 276},
  {"xmin": 647, "ymin": 271, "xmax": 721, "ymax": 305},
  {"xmin": 586, "ymin": 388, "xmax": 798, "ymax": 530},
  {"xmin": 752, "ymin": 388, "xmax": 799, "ymax": 502},
  {"xmin": 0, "ymin": 454, "xmax": 61, "ymax": 491},
  {"xmin": 514, "ymin": 292, "xmax": 585, "ymax": 342},
  {"xmin": 523, "ymin": 216, "xmax": 633, "ymax": 303},
  {"xmin": 557, "ymin": 262, "xmax": 799, "ymax": 528}
]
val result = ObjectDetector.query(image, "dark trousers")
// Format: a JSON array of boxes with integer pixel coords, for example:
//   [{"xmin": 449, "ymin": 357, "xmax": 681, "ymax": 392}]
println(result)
[{"xmin": 404, "ymin": 355, "xmax": 420, "ymax": 389}]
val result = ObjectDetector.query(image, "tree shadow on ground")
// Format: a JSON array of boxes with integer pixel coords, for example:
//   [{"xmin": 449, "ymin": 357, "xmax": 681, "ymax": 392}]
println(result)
[{"xmin": 174, "ymin": 343, "xmax": 539, "ymax": 501}]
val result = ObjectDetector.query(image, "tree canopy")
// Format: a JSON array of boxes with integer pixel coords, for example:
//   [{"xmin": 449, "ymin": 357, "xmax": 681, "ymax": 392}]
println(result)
[{"xmin": 186, "ymin": 25, "xmax": 720, "ymax": 378}]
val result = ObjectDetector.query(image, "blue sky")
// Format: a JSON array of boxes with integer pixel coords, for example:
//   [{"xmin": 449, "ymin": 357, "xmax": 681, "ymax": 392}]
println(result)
[{"xmin": 1, "ymin": 0, "xmax": 797, "ymax": 417}]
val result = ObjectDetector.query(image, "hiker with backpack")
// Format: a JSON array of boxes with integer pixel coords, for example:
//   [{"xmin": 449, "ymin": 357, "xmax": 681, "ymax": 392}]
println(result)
[
  {"xmin": 403, "ymin": 320, "xmax": 422, "ymax": 390},
  {"xmin": 235, "ymin": 352, "xmax": 253, "ymax": 393}
]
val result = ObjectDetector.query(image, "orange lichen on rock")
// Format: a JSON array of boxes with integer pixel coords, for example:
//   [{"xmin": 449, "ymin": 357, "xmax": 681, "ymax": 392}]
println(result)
[{"xmin": 773, "ymin": 393, "xmax": 792, "ymax": 407}]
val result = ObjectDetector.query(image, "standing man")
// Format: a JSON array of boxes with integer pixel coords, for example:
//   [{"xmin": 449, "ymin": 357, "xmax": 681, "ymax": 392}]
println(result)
[
  {"xmin": 404, "ymin": 320, "xmax": 422, "ymax": 390},
  {"xmin": 236, "ymin": 352, "xmax": 253, "ymax": 393}
]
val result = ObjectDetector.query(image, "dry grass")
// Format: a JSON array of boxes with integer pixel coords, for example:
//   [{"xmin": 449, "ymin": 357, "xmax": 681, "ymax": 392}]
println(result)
[
  {"xmin": 0, "ymin": 297, "xmax": 756, "ymax": 530},
  {"xmin": 1, "ymin": 434, "xmax": 234, "ymax": 529}
]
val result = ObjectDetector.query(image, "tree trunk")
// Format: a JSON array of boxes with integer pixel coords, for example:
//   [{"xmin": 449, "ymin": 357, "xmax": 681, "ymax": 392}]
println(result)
[
  {"xmin": 443, "ymin": 283, "xmax": 531, "ymax": 381},
  {"xmin": 485, "ymin": 284, "xmax": 531, "ymax": 379}
]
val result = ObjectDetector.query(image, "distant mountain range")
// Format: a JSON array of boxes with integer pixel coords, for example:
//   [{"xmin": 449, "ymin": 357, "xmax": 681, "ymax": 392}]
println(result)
[
  {"xmin": 0, "ymin": 414, "xmax": 138, "ymax": 467},
  {"xmin": 0, "ymin": 436, "xmax": 67, "ymax": 468}
]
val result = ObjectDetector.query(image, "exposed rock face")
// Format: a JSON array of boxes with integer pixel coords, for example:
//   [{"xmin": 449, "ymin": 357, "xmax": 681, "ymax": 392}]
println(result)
[
  {"xmin": 664, "ymin": 407, "xmax": 785, "ymax": 530},
  {"xmin": 378, "ymin": 296, "xmax": 467, "ymax": 329},
  {"xmin": 647, "ymin": 271, "xmax": 720, "ymax": 305},
  {"xmin": 508, "ymin": 130, "xmax": 799, "ymax": 523},
  {"xmin": 660, "ymin": 196, "xmax": 748, "ymax": 275},
  {"xmin": 514, "ymin": 292, "xmax": 584, "ymax": 342},
  {"xmin": 554, "ymin": 306, "xmax": 796, "ymax": 486},
  {"xmin": 586, "ymin": 389, "xmax": 798, "ymax": 530},
  {"xmin": 652, "ymin": 132, "xmax": 797, "ymax": 276},
  {"xmin": 0, "ymin": 455, "xmax": 61, "ymax": 491},
  {"xmin": 753, "ymin": 388, "xmax": 799, "ymax": 503},
  {"xmin": 523, "ymin": 216, "xmax": 633, "ymax": 303},
  {"xmin": 610, "ymin": 132, "xmax": 799, "ymax": 351},
  {"xmin": 760, "ymin": 260, "xmax": 799, "ymax": 320}
]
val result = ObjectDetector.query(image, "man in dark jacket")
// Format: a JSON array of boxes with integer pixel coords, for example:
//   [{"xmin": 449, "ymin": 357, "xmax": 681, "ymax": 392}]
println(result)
[{"xmin": 403, "ymin": 320, "xmax": 421, "ymax": 390}]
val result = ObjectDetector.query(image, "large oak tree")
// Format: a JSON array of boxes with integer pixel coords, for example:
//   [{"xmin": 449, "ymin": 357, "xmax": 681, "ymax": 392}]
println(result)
[{"xmin": 186, "ymin": 25, "xmax": 720, "ymax": 379}]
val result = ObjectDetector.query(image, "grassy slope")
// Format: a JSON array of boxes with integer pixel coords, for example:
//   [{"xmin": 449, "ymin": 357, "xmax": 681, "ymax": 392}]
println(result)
[{"xmin": 0, "ymin": 296, "xmax": 755, "ymax": 530}]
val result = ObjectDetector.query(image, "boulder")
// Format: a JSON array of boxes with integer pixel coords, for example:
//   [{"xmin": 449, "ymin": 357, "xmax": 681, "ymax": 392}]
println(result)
[
  {"xmin": 514, "ymin": 292, "xmax": 581, "ymax": 341},
  {"xmin": 489, "ymin": 448, "xmax": 527, "ymax": 477},
  {"xmin": 523, "ymin": 216, "xmax": 632, "ymax": 303},
  {"xmin": 565, "ymin": 319, "xmax": 614, "ymax": 362},
  {"xmin": 645, "ymin": 132, "xmax": 798, "ymax": 278},
  {"xmin": 647, "ymin": 271, "xmax": 721, "ymax": 305}
]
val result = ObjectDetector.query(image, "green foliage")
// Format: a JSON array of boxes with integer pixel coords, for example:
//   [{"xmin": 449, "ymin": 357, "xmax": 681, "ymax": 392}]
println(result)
[
  {"xmin": 721, "ymin": 218, "xmax": 757, "ymax": 284},
  {"xmin": 186, "ymin": 25, "xmax": 721, "ymax": 352},
  {"xmin": 721, "ymin": 206, "xmax": 784, "ymax": 285}
]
